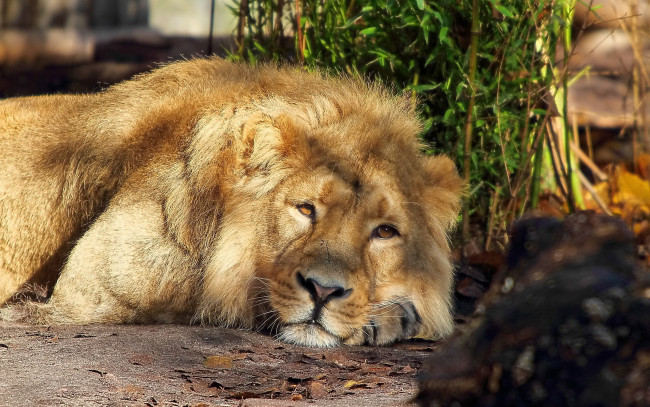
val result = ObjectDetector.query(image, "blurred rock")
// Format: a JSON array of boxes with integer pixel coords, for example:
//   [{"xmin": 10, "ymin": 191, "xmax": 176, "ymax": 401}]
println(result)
[
  {"xmin": 567, "ymin": 29, "xmax": 650, "ymax": 130},
  {"xmin": 566, "ymin": 1, "xmax": 650, "ymax": 166},
  {"xmin": 0, "ymin": 29, "xmax": 94, "ymax": 65},
  {"xmin": 574, "ymin": 0, "xmax": 650, "ymax": 31},
  {"xmin": 0, "ymin": 0, "xmax": 148, "ymax": 30},
  {"xmin": 417, "ymin": 212, "xmax": 650, "ymax": 407}
]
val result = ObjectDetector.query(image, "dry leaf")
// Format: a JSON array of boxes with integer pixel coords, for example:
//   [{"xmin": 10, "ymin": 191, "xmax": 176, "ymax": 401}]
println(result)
[
  {"xmin": 393, "ymin": 365, "xmax": 416, "ymax": 375},
  {"xmin": 636, "ymin": 153, "xmax": 650, "ymax": 180},
  {"xmin": 308, "ymin": 380, "xmax": 329, "ymax": 398},
  {"xmin": 343, "ymin": 379, "xmax": 383, "ymax": 389},
  {"xmin": 119, "ymin": 384, "xmax": 144, "ymax": 395},
  {"xmin": 203, "ymin": 355, "xmax": 233, "ymax": 369},
  {"xmin": 614, "ymin": 170, "xmax": 650, "ymax": 207},
  {"xmin": 343, "ymin": 380, "xmax": 372, "ymax": 389},
  {"xmin": 361, "ymin": 365, "xmax": 392, "ymax": 374}
]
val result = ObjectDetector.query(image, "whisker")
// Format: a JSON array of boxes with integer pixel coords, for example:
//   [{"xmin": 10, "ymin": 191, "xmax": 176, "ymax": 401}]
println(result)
[
  {"xmin": 251, "ymin": 297, "xmax": 271, "ymax": 307},
  {"xmin": 255, "ymin": 309, "xmax": 277, "ymax": 318},
  {"xmin": 258, "ymin": 309, "xmax": 281, "ymax": 330}
]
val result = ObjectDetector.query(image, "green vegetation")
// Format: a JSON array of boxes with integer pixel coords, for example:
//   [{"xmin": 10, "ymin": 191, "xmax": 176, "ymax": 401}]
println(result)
[{"xmin": 228, "ymin": 0, "xmax": 582, "ymax": 248}]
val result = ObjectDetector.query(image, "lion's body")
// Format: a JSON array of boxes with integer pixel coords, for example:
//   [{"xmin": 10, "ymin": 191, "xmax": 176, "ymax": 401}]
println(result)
[{"xmin": 0, "ymin": 58, "xmax": 462, "ymax": 347}]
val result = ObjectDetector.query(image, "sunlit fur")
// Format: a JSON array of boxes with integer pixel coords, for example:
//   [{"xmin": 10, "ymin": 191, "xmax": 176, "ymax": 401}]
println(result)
[{"xmin": 0, "ymin": 58, "xmax": 463, "ymax": 347}]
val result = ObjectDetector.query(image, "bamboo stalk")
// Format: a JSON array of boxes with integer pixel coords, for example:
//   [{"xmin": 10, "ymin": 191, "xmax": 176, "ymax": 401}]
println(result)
[
  {"xmin": 296, "ymin": 0, "xmax": 305, "ymax": 62},
  {"xmin": 585, "ymin": 125, "xmax": 594, "ymax": 161},
  {"xmin": 274, "ymin": 0, "xmax": 285, "ymax": 49},
  {"xmin": 208, "ymin": 0, "xmax": 215, "ymax": 55},
  {"xmin": 462, "ymin": 0, "xmax": 480, "ymax": 243},
  {"xmin": 561, "ymin": 0, "xmax": 576, "ymax": 212},
  {"xmin": 577, "ymin": 171, "xmax": 613, "ymax": 215},
  {"xmin": 529, "ymin": 125, "xmax": 546, "ymax": 209},
  {"xmin": 569, "ymin": 140, "xmax": 607, "ymax": 182},
  {"xmin": 411, "ymin": 71, "xmax": 419, "ymax": 112},
  {"xmin": 237, "ymin": 0, "xmax": 249, "ymax": 58},
  {"xmin": 485, "ymin": 184, "xmax": 500, "ymax": 251},
  {"xmin": 627, "ymin": 0, "xmax": 649, "ymax": 171},
  {"xmin": 547, "ymin": 120, "xmax": 569, "ymax": 198},
  {"xmin": 630, "ymin": 0, "xmax": 642, "ymax": 172}
]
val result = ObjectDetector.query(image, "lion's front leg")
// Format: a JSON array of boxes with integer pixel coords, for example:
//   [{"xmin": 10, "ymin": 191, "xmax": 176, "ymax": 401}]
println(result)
[{"xmin": 44, "ymin": 190, "xmax": 202, "ymax": 325}]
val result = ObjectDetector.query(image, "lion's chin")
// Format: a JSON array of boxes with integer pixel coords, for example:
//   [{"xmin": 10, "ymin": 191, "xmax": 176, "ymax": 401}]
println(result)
[{"xmin": 277, "ymin": 323, "xmax": 341, "ymax": 348}]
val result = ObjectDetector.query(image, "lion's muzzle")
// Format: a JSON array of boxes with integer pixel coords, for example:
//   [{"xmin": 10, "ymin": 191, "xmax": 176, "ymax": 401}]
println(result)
[{"xmin": 296, "ymin": 272, "xmax": 352, "ymax": 323}]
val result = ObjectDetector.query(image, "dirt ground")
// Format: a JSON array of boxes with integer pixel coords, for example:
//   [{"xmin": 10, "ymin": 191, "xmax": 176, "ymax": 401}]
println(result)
[{"xmin": 0, "ymin": 322, "xmax": 434, "ymax": 407}]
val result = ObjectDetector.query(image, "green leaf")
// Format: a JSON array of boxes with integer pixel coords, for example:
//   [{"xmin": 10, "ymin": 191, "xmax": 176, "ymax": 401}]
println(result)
[
  {"xmin": 495, "ymin": 4, "xmax": 515, "ymax": 18},
  {"xmin": 421, "ymin": 13, "xmax": 432, "ymax": 30},
  {"xmin": 424, "ymin": 53, "xmax": 436, "ymax": 67},
  {"xmin": 442, "ymin": 108, "xmax": 455, "ymax": 123},
  {"xmin": 253, "ymin": 40, "xmax": 266, "ymax": 53},
  {"xmin": 342, "ymin": 15, "xmax": 363, "ymax": 29},
  {"xmin": 359, "ymin": 27, "xmax": 378, "ymax": 36},
  {"xmin": 415, "ymin": 0, "xmax": 425, "ymax": 11},
  {"xmin": 431, "ymin": 10, "xmax": 443, "ymax": 24},
  {"xmin": 225, "ymin": 4, "xmax": 239, "ymax": 16},
  {"xmin": 422, "ymin": 117, "xmax": 434, "ymax": 133},
  {"xmin": 409, "ymin": 83, "xmax": 441, "ymax": 92},
  {"xmin": 438, "ymin": 26, "xmax": 448, "ymax": 44}
]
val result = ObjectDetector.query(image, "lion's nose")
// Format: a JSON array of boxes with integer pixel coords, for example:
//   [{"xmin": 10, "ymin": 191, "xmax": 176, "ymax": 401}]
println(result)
[{"xmin": 297, "ymin": 272, "xmax": 352, "ymax": 305}]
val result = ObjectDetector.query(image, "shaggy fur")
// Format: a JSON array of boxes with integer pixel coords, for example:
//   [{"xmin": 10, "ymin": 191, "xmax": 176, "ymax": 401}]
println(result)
[{"xmin": 0, "ymin": 58, "xmax": 463, "ymax": 347}]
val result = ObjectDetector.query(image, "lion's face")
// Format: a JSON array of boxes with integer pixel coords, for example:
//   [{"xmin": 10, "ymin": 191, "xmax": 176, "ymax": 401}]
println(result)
[{"xmin": 248, "ymin": 116, "xmax": 462, "ymax": 347}]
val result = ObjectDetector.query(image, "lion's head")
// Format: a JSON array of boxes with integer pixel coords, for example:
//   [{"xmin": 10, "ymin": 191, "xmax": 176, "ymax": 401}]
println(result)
[{"xmin": 191, "ymin": 73, "xmax": 463, "ymax": 347}]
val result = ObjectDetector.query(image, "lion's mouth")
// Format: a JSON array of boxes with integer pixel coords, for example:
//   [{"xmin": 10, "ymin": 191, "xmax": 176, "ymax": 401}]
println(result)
[{"xmin": 276, "ymin": 321, "xmax": 342, "ymax": 348}]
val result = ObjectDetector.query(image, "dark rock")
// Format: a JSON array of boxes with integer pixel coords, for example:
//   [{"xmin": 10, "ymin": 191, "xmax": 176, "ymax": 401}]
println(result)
[
  {"xmin": 417, "ymin": 212, "xmax": 650, "ymax": 407},
  {"xmin": 453, "ymin": 252, "xmax": 503, "ymax": 322}
]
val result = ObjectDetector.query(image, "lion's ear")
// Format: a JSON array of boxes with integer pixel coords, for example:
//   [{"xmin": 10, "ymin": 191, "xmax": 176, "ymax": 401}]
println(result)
[
  {"xmin": 239, "ymin": 113, "xmax": 307, "ymax": 196},
  {"xmin": 188, "ymin": 110, "xmax": 306, "ymax": 196},
  {"xmin": 421, "ymin": 155, "xmax": 464, "ymax": 232}
]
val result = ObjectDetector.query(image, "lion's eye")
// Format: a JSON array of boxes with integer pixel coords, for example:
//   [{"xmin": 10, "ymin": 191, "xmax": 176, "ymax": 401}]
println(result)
[
  {"xmin": 372, "ymin": 225, "xmax": 399, "ymax": 239},
  {"xmin": 296, "ymin": 203, "xmax": 316, "ymax": 219}
]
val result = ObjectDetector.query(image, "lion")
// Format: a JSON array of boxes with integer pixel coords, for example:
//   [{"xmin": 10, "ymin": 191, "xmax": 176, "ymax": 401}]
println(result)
[{"xmin": 0, "ymin": 58, "xmax": 463, "ymax": 347}]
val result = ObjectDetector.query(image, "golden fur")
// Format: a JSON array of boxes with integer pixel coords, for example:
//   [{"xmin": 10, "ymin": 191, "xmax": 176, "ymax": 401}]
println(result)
[{"xmin": 0, "ymin": 58, "xmax": 463, "ymax": 347}]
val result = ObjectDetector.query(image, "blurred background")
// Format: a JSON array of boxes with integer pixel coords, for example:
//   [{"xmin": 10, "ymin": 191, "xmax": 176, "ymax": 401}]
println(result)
[{"xmin": 0, "ymin": 0, "xmax": 236, "ymax": 96}]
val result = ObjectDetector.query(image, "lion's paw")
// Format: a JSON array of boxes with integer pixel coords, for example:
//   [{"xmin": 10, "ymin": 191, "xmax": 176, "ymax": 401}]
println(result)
[{"xmin": 347, "ymin": 300, "xmax": 422, "ymax": 346}]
